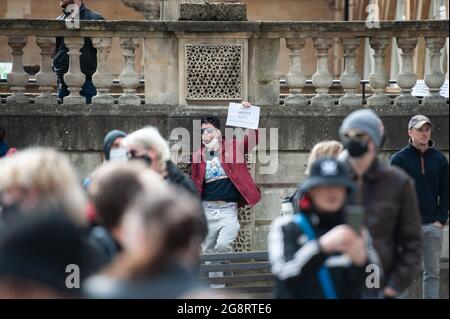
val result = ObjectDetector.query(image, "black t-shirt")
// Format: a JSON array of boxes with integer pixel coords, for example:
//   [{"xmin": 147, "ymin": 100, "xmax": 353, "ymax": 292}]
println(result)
[{"xmin": 201, "ymin": 150, "xmax": 242, "ymax": 203}]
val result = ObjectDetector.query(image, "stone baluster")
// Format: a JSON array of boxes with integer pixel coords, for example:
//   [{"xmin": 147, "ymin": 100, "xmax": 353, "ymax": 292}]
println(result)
[
  {"xmin": 368, "ymin": 37, "xmax": 390, "ymax": 107},
  {"xmin": 6, "ymin": 36, "xmax": 29, "ymax": 104},
  {"xmin": 92, "ymin": 37, "xmax": 114, "ymax": 104},
  {"xmin": 311, "ymin": 38, "xmax": 334, "ymax": 108},
  {"xmin": 284, "ymin": 38, "xmax": 307, "ymax": 106},
  {"xmin": 35, "ymin": 37, "xmax": 58, "ymax": 105},
  {"xmin": 423, "ymin": 37, "xmax": 446, "ymax": 106},
  {"xmin": 339, "ymin": 38, "xmax": 362, "ymax": 107},
  {"xmin": 119, "ymin": 38, "xmax": 141, "ymax": 106},
  {"xmin": 63, "ymin": 37, "xmax": 86, "ymax": 105},
  {"xmin": 395, "ymin": 37, "xmax": 418, "ymax": 107}
]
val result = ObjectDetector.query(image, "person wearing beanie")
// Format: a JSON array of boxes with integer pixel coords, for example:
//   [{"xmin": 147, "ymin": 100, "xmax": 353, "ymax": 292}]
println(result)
[
  {"xmin": 82, "ymin": 129, "xmax": 127, "ymax": 191},
  {"xmin": 390, "ymin": 115, "xmax": 448, "ymax": 299},
  {"xmin": 338, "ymin": 109, "xmax": 422, "ymax": 299},
  {"xmin": 0, "ymin": 211, "xmax": 98, "ymax": 298},
  {"xmin": 269, "ymin": 157, "xmax": 369, "ymax": 299},
  {"xmin": 103, "ymin": 129, "xmax": 127, "ymax": 162}
]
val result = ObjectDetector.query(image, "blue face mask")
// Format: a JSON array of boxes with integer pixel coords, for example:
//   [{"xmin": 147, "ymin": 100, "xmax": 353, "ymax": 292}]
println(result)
[{"xmin": 109, "ymin": 148, "xmax": 128, "ymax": 162}]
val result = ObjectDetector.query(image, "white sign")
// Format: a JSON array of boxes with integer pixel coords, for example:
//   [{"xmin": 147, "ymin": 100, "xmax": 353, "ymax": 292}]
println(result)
[{"xmin": 226, "ymin": 103, "xmax": 260, "ymax": 129}]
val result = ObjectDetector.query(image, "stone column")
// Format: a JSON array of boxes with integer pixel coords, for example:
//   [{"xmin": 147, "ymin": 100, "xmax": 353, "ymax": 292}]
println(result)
[
  {"xmin": 284, "ymin": 38, "xmax": 307, "ymax": 106},
  {"xmin": 119, "ymin": 38, "xmax": 141, "ymax": 106},
  {"xmin": 92, "ymin": 37, "xmax": 114, "ymax": 104},
  {"xmin": 311, "ymin": 38, "xmax": 334, "ymax": 108},
  {"xmin": 368, "ymin": 37, "xmax": 390, "ymax": 107},
  {"xmin": 144, "ymin": 35, "xmax": 178, "ymax": 105},
  {"xmin": 248, "ymin": 38, "xmax": 280, "ymax": 106},
  {"xmin": 161, "ymin": 0, "xmax": 181, "ymax": 20},
  {"xmin": 423, "ymin": 37, "xmax": 446, "ymax": 106},
  {"xmin": 63, "ymin": 37, "xmax": 86, "ymax": 105},
  {"xmin": 339, "ymin": 38, "xmax": 361, "ymax": 107},
  {"xmin": 395, "ymin": 37, "xmax": 418, "ymax": 107},
  {"xmin": 6, "ymin": 36, "xmax": 29, "ymax": 104},
  {"xmin": 35, "ymin": 37, "xmax": 58, "ymax": 105}
]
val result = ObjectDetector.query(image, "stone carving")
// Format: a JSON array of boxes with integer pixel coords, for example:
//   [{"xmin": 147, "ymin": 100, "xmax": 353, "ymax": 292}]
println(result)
[
  {"xmin": 232, "ymin": 229, "xmax": 251, "ymax": 252},
  {"xmin": 185, "ymin": 44, "xmax": 242, "ymax": 100}
]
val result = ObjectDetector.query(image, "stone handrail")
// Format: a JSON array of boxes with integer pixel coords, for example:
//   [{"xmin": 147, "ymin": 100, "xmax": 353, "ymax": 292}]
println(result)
[{"xmin": 0, "ymin": 19, "xmax": 448, "ymax": 107}]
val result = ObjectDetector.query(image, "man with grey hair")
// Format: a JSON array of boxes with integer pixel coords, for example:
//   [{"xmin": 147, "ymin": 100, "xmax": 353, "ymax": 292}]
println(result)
[
  {"xmin": 339, "ymin": 109, "xmax": 422, "ymax": 299},
  {"xmin": 390, "ymin": 115, "xmax": 448, "ymax": 299},
  {"xmin": 122, "ymin": 126, "xmax": 207, "ymax": 240}
]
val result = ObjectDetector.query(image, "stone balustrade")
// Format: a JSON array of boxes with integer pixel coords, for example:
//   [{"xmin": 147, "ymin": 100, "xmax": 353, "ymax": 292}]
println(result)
[{"xmin": 0, "ymin": 19, "xmax": 447, "ymax": 107}]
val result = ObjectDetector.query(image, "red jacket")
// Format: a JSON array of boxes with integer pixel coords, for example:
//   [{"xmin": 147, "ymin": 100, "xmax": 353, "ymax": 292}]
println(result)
[{"xmin": 192, "ymin": 129, "xmax": 261, "ymax": 208}]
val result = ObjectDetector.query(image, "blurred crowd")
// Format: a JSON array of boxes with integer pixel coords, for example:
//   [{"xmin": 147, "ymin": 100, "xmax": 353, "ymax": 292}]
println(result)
[{"xmin": 0, "ymin": 109, "xmax": 448, "ymax": 299}]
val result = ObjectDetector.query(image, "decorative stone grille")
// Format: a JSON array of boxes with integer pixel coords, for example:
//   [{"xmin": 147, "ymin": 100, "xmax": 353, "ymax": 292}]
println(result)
[{"xmin": 185, "ymin": 44, "xmax": 242, "ymax": 100}]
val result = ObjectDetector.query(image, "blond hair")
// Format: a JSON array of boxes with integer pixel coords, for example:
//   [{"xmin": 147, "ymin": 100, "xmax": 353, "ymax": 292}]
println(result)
[
  {"xmin": 122, "ymin": 126, "xmax": 171, "ymax": 173},
  {"xmin": 305, "ymin": 140, "xmax": 343, "ymax": 176},
  {"xmin": 0, "ymin": 147, "xmax": 86, "ymax": 224}
]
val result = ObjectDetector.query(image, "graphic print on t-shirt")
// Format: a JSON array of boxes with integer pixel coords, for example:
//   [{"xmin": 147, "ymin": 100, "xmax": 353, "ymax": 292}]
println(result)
[{"xmin": 205, "ymin": 156, "xmax": 228, "ymax": 183}]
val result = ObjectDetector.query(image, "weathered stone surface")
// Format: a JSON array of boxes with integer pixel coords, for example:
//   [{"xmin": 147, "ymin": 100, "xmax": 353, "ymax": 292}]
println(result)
[
  {"xmin": 255, "ymin": 152, "xmax": 309, "ymax": 184},
  {"xmin": 0, "ymin": 20, "xmax": 447, "ymax": 38},
  {"xmin": 1, "ymin": 103, "xmax": 448, "ymax": 151},
  {"xmin": 65, "ymin": 151, "xmax": 103, "ymax": 180},
  {"xmin": 248, "ymin": 38, "xmax": 280, "ymax": 106},
  {"xmin": 121, "ymin": 0, "xmax": 160, "ymax": 20},
  {"xmin": 252, "ymin": 187, "xmax": 297, "ymax": 221},
  {"xmin": 179, "ymin": 3, "xmax": 247, "ymax": 21},
  {"xmin": 145, "ymin": 37, "xmax": 179, "ymax": 105}
]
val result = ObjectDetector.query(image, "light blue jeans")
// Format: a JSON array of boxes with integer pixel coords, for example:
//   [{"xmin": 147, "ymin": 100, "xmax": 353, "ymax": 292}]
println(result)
[{"xmin": 422, "ymin": 223, "xmax": 444, "ymax": 299}]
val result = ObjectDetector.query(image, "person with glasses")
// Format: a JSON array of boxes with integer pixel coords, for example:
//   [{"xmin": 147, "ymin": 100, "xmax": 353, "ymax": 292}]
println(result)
[
  {"xmin": 121, "ymin": 126, "xmax": 208, "ymax": 242},
  {"xmin": 338, "ymin": 109, "xmax": 422, "ymax": 299},
  {"xmin": 191, "ymin": 102, "xmax": 261, "ymax": 261}
]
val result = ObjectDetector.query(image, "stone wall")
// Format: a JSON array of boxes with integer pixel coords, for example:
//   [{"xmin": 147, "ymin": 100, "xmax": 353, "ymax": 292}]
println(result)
[{"xmin": 1, "ymin": 102, "xmax": 448, "ymax": 254}]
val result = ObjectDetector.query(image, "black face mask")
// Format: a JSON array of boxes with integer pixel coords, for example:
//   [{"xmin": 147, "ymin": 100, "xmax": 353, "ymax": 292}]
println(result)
[{"xmin": 344, "ymin": 139, "xmax": 369, "ymax": 158}]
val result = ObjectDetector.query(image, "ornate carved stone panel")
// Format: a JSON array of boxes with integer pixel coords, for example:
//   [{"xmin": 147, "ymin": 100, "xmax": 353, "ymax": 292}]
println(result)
[{"xmin": 185, "ymin": 44, "xmax": 242, "ymax": 100}]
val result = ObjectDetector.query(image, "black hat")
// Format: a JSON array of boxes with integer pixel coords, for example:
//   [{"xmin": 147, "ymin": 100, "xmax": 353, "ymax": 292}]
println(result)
[
  {"xmin": 0, "ymin": 212, "xmax": 93, "ymax": 296},
  {"xmin": 300, "ymin": 157, "xmax": 355, "ymax": 194}
]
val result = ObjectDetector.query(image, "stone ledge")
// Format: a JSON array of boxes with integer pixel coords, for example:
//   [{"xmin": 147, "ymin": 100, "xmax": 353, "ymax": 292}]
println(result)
[
  {"xmin": 0, "ymin": 19, "xmax": 447, "ymax": 37},
  {"xmin": 0, "ymin": 102, "xmax": 448, "ymax": 117},
  {"xmin": 179, "ymin": 3, "xmax": 247, "ymax": 21}
]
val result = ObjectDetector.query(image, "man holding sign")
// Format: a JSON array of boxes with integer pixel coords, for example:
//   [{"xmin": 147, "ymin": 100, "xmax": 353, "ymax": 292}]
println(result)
[{"xmin": 192, "ymin": 102, "xmax": 261, "ymax": 256}]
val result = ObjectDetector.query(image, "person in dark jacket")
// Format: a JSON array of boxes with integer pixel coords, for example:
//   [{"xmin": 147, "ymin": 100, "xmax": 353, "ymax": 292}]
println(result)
[
  {"xmin": 53, "ymin": 0, "xmax": 104, "ymax": 104},
  {"xmin": 122, "ymin": 126, "xmax": 207, "ymax": 240},
  {"xmin": 0, "ymin": 211, "xmax": 99, "ymax": 298},
  {"xmin": 0, "ymin": 127, "xmax": 9, "ymax": 158},
  {"xmin": 269, "ymin": 158, "xmax": 368, "ymax": 299},
  {"xmin": 82, "ymin": 129, "xmax": 127, "ymax": 191},
  {"xmin": 84, "ymin": 191, "xmax": 211, "ymax": 299},
  {"xmin": 390, "ymin": 115, "xmax": 449, "ymax": 299},
  {"xmin": 338, "ymin": 109, "xmax": 423, "ymax": 298}
]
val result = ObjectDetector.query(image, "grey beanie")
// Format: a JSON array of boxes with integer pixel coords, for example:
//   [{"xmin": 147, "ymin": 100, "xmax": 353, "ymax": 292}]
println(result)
[
  {"xmin": 339, "ymin": 109, "xmax": 384, "ymax": 148},
  {"xmin": 103, "ymin": 129, "xmax": 127, "ymax": 160}
]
